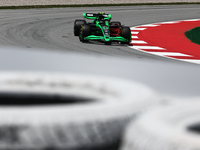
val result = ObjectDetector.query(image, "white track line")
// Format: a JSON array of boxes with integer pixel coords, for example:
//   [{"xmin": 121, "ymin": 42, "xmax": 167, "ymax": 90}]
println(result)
[
  {"xmin": 184, "ymin": 19, "xmax": 200, "ymax": 21},
  {"xmin": 131, "ymin": 36, "xmax": 138, "ymax": 39},
  {"xmin": 131, "ymin": 32, "xmax": 139, "ymax": 34},
  {"xmin": 130, "ymin": 46, "xmax": 165, "ymax": 50},
  {"xmin": 131, "ymin": 27, "xmax": 146, "ymax": 30},
  {"xmin": 140, "ymin": 24, "xmax": 160, "ymax": 27},
  {"xmin": 159, "ymin": 21, "xmax": 180, "ymax": 24},
  {"xmin": 148, "ymin": 52, "xmax": 191, "ymax": 57},
  {"xmin": 130, "ymin": 40, "xmax": 147, "ymax": 44},
  {"xmin": 179, "ymin": 59, "xmax": 200, "ymax": 64}
]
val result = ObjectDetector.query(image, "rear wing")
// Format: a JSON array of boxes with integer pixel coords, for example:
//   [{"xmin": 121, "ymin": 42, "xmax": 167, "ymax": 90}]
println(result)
[{"xmin": 83, "ymin": 13, "xmax": 112, "ymax": 20}]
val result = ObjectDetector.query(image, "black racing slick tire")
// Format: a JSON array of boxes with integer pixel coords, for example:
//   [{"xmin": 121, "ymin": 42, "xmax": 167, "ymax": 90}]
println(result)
[
  {"xmin": 74, "ymin": 20, "xmax": 86, "ymax": 36},
  {"xmin": 79, "ymin": 24, "xmax": 91, "ymax": 42},
  {"xmin": 0, "ymin": 72, "xmax": 159, "ymax": 150},
  {"xmin": 110, "ymin": 21, "xmax": 121, "ymax": 27},
  {"xmin": 121, "ymin": 26, "xmax": 131, "ymax": 44},
  {"xmin": 120, "ymin": 100, "xmax": 200, "ymax": 150},
  {"xmin": 105, "ymin": 42, "xmax": 111, "ymax": 45}
]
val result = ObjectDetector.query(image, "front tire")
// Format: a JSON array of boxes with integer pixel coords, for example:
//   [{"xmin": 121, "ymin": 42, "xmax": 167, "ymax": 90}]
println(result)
[
  {"xmin": 105, "ymin": 42, "xmax": 111, "ymax": 45},
  {"xmin": 74, "ymin": 20, "xmax": 86, "ymax": 36},
  {"xmin": 79, "ymin": 24, "xmax": 91, "ymax": 42},
  {"xmin": 121, "ymin": 26, "xmax": 131, "ymax": 44}
]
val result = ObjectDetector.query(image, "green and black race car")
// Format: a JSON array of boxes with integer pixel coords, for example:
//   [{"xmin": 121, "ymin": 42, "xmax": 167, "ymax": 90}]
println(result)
[{"xmin": 74, "ymin": 12, "xmax": 131, "ymax": 45}]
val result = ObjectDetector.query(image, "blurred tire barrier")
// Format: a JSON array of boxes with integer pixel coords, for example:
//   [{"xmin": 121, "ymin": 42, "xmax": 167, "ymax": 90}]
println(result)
[
  {"xmin": 120, "ymin": 100, "xmax": 200, "ymax": 150},
  {"xmin": 0, "ymin": 72, "xmax": 159, "ymax": 150}
]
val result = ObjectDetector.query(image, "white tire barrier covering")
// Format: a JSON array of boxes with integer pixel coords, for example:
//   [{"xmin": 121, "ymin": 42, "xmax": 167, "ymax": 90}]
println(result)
[
  {"xmin": 120, "ymin": 100, "xmax": 200, "ymax": 150},
  {"xmin": 0, "ymin": 72, "xmax": 158, "ymax": 150}
]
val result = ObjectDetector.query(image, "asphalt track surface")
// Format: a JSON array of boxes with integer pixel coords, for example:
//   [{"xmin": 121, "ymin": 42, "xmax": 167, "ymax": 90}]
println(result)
[
  {"xmin": 0, "ymin": 5, "xmax": 200, "ymax": 98},
  {"xmin": 0, "ymin": 5, "xmax": 199, "ymax": 60}
]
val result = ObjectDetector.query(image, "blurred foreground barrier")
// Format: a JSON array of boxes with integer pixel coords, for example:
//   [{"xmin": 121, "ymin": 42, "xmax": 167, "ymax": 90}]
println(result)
[
  {"xmin": 0, "ymin": 0, "xmax": 199, "ymax": 6},
  {"xmin": 120, "ymin": 100, "xmax": 200, "ymax": 150},
  {"xmin": 0, "ymin": 72, "xmax": 159, "ymax": 150}
]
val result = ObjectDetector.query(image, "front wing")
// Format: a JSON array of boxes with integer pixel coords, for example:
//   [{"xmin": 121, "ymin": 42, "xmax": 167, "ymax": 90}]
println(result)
[{"xmin": 84, "ymin": 35, "xmax": 128, "ymax": 42}]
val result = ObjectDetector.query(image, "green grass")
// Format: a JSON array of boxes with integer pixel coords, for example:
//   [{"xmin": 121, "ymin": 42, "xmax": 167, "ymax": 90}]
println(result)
[
  {"xmin": 0, "ymin": 2, "xmax": 199, "ymax": 9},
  {"xmin": 185, "ymin": 27, "xmax": 200, "ymax": 45}
]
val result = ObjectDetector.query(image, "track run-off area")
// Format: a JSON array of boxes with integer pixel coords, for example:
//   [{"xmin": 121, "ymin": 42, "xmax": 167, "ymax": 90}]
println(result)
[{"xmin": 129, "ymin": 19, "xmax": 200, "ymax": 64}]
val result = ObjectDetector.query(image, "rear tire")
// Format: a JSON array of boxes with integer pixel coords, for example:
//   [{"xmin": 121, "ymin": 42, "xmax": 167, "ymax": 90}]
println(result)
[
  {"xmin": 74, "ymin": 20, "xmax": 86, "ymax": 36},
  {"xmin": 79, "ymin": 24, "xmax": 91, "ymax": 42},
  {"xmin": 121, "ymin": 26, "xmax": 131, "ymax": 44}
]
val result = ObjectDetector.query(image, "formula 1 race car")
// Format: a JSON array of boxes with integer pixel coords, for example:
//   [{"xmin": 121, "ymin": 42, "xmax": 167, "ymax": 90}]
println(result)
[{"xmin": 74, "ymin": 12, "xmax": 131, "ymax": 45}]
